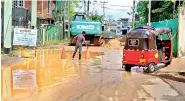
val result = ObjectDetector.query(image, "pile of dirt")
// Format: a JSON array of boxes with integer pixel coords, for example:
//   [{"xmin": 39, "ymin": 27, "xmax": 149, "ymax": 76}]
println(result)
[
  {"xmin": 116, "ymin": 35, "xmax": 126, "ymax": 42},
  {"xmin": 103, "ymin": 39, "xmax": 121, "ymax": 50},
  {"xmin": 160, "ymin": 58, "xmax": 185, "ymax": 72}
]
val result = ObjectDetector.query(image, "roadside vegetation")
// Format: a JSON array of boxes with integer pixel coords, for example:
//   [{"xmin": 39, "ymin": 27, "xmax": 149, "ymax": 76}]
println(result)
[{"xmin": 136, "ymin": 0, "xmax": 184, "ymax": 24}]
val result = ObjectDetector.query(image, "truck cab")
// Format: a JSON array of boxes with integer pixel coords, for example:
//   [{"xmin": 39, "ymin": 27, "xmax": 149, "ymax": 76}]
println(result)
[{"xmin": 73, "ymin": 13, "xmax": 86, "ymax": 21}]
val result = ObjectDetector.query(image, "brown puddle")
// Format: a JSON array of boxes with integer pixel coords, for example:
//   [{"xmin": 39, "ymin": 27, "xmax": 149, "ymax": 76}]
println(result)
[{"xmin": 1, "ymin": 49, "xmax": 103, "ymax": 101}]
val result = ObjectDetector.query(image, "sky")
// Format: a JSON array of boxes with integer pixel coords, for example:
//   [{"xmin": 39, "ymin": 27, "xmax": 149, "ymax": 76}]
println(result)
[{"xmin": 75, "ymin": 0, "xmax": 139, "ymax": 20}]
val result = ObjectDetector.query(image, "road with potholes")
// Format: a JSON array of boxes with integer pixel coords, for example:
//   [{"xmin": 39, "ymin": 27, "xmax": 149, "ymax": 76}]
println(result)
[{"xmin": 1, "ymin": 44, "xmax": 185, "ymax": 101}]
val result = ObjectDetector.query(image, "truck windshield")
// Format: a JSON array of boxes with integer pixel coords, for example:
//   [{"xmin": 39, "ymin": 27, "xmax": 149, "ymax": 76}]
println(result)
[{"xmin": 75, "ymin": 15, "xmax": 85, "ymax": 21}]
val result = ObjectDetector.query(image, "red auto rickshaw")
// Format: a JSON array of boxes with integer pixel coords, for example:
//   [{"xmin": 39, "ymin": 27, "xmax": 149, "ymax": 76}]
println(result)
[{"xmin": 122, "ymin": 26, "xmax": 173, "ymax": 73}]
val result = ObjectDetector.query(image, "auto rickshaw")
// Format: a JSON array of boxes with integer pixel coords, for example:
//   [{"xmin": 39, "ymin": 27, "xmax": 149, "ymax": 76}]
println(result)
[{"xmin": 122, "ymin": 26, "xmax": 173, "ymax": 73}]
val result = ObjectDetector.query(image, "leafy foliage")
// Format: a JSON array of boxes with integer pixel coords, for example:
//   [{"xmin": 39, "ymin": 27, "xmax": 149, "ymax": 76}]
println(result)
[
  {"xmin": 136, "ymin": 0, "xmax": 183, "ymax": 24},
  {"xmin": 70, "ymin": 0, "xmax": 79, "ymax": 20},
  {"xmin": 89, "ymin": 14, "xmax": 103, "ymax": 23},
  {"xmin": 136, "ymin": 1, "xmax": 149, "ymax": 23},
  {"xmin": 151, "ymin": 1, "xmax": 175, "ymax": 22}
]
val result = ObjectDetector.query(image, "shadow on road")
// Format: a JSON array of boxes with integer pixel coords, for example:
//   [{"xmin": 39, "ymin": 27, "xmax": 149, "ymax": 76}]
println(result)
[{"xmin": 145, "ymin": 73, "xmax": 185, "ymax": 83}]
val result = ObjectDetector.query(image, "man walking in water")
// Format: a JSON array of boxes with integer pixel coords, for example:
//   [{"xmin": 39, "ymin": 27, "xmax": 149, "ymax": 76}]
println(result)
[{"xmin": 72, "ymin": 31, "xmax": 86, "ymax": 60}]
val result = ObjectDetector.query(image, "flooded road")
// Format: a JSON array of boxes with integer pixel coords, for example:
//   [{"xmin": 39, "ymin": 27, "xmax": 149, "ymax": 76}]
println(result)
[{"xmin": 2, "ymin": 49, "xmax": 185, "ymax": 101}]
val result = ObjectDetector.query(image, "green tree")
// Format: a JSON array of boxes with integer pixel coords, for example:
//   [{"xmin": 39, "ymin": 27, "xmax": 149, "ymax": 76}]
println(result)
[
  {"xmin": 89, "ymin": 14, "xmax": 103, "ymax": 23},
  {"xmin": 136, "ymin": 1, "xmax": 148, "ymax": 23},
  {"xmin": 136, "ymin": 0, "xmax": 183, "ymax": 24},
  {"xmin": 183, "ymin": 1, "xmax": 185, "ymax": 7},
  {"xmin": 70, "ymin": 0, "xmax": 79, "ymax": 20},
  {"xmin": 151, "ymin": 1, "xmax": 175, "ymax": 22}
]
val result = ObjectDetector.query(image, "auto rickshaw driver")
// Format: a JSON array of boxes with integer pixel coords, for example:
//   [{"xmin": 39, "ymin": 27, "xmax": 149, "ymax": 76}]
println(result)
[{"xmin": 156, "ymin": 35, "xmax": 163, "ymax": 61}]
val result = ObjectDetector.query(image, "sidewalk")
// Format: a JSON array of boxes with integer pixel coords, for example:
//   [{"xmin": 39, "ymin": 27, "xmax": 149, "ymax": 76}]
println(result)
[
  {"xmin": 1, "ymin": 55, "xmax": 24, "ymax": 68},
  {"xmin": 159, "ymin": 58, "xmax": 185, "ymax": 73},
  {"xmin": 1, "ymin": 49, "xmax": 35, "ymax": 68}
]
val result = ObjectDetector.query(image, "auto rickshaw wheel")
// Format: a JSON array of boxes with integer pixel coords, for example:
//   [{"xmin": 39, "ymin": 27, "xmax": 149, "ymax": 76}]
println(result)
[
  {"xmin": 124, "ymin": 65, "xmax": 131, "ymax": 71},
  {"xmin": 147, "ymin": 63, "xmax": 156, "ymax": 73}
]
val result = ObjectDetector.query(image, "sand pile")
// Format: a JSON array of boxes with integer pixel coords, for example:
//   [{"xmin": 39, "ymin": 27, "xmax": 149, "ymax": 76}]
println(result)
[
  {"xmin": 103, "ymin": 39, "xmax": 121, "ymax": 50},
  {"xmin": 116, "ymin": 35, "xmax": 126, "ymax": 42}
]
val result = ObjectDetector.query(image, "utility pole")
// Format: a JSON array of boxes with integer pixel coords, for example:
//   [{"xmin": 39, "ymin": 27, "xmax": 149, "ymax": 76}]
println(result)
[
  {"xmin": 60, "ymin": 1, "xmax": 63, "ymax": 40},
  {"xmin": 62, "ymin": 1, "xmax": 65, "ymax": 40},
  {"xmin": 3, "ymin": 0, "xmax": 12, "ymax": 54},
  {"xmin": 179, "ymin": 0, "xmax": 180, "ymax": 6},
  {"xmin": 100, "ymin": 1, "xmax": 108, "ymax": 20},
  {"xmin": 63, "ymin": 0, "xmax": 70, "ymax": 39},
  {"xmin": 84, "ymin": 0, "xmax": 86, "ymax": 14},
  {"xmin": 31, "ymin": 0, "xmax": 37, "ymax": 28},
  {"xmin": 67, "ymin": 0, "xmax": 70, "ymax": 39},
  {"xmin": 132, "ymin": 0, "xmax": 135, "ymax": 28},
  {"xmin": 87, "ymin": 0, "xmax": 90, "ymax": 14},
  {"xmin": 173, "ymin": 1, "xmax": 176, "ymax": 19},
  {"xmin": 64, "ymin": 1, "xmax": 67, "ymax": 39},
  {"xmin": 148, "ymin": 0, "xmax": 151, "ymax": 26}
]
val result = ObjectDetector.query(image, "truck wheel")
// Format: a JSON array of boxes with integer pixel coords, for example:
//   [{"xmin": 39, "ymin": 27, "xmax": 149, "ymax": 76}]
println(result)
[
  {"xmin": 99, "ymin": 39, "xmax": 105, "ymax": 46},
  {"xmin": 147, "ymin": 63, "xmax": 156, "ymax": 73},
  {"xmin": 94, "ymin": 37, "xmax": 99, "ymax": 46},
  {"xmin": 123, "ymin": 65, "xmax": 131, "ymax": 71},
  {"xmin": 70, "ymin": 36, "xmax": 75, "ymax": 46}
]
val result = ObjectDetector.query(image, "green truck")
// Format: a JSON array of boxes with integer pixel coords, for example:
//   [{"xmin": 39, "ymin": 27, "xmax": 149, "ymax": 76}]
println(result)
[{"xmin": 70, "ymin": 13, "xmax": 104, "ymax": 45}]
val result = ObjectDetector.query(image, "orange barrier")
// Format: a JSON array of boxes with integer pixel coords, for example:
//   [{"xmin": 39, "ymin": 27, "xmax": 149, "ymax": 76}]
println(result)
[{"xmin": 61, "ymin": 47, "xmax": 65, "ymax": 59}]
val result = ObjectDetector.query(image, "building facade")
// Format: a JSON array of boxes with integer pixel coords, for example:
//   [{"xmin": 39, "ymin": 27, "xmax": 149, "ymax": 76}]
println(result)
[
  {"xmin": 116, "ymin": 18, "xmax": 131, "ymax": 35},
  {"xmin": 12, "ymin": 0, "xmax": 55, "ymax": 26},
  {"xmin": 12, "ymin": 0, "xmax": 53, "ymax": 19}
]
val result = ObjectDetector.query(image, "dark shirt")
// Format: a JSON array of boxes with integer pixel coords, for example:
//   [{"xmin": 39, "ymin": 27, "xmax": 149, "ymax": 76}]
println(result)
[{"xmin": 75, "ymin": 34, "xmax": 85, "ymax": 45}]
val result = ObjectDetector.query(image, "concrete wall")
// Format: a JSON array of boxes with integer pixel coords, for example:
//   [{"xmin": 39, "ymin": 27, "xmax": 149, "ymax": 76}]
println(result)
[{"xmin": 178, "ymin": 7, "xmax": 185, "ymax": 57}]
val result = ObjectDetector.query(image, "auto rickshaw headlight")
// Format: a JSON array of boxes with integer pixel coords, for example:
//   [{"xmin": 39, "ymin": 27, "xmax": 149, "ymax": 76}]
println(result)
[{"xmin": 154, "ymin": 53, "xmax": 158, "ymax": 58}]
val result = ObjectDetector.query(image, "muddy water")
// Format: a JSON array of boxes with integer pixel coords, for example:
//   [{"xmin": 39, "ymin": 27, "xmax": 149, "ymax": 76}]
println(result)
[
  {"xmin": 2, "ymin": 49, "xmax": 185, "ymax": 101},
  {"xmin": 1, "ymin": 49, "xmax": 103, "ymax": 101}
]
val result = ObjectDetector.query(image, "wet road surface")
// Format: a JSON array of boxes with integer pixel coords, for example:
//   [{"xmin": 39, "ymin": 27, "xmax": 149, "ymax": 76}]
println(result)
[{"xmin": 2, "ymin": 49, "xmax": 185, "ymax": 101}]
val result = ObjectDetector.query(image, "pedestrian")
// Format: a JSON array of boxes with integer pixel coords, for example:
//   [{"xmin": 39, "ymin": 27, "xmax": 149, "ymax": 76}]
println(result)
[{"xmin": 72, "ymin": 31, "xmax": 86, "ymax": 60}]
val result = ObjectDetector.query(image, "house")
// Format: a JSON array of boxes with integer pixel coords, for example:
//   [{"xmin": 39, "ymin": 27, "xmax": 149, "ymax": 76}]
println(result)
[
  {"xmin": 12, "ymin": 0, "xmax": 55, "ymax": 26},
  {"xmin": 117, "ymin": 18, "xmax": 131, "ymax": 35},
  {"xmin": 109, "ymin": 20, "xmax": 117, "ymax": 32}
]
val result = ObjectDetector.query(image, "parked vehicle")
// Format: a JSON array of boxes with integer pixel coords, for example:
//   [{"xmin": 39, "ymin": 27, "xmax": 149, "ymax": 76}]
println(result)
[
  {"xmin": 70, "ymin": 13, "xmax": 104, "ymax": 46},
  {"xmin": 122, "ymin": 26, "xmax": 173, "ymax": 73}
]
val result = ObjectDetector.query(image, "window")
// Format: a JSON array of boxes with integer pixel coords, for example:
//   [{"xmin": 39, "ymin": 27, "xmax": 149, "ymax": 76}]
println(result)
[
  {"xmin": 48, "ymin": 1, "xmax": 50, "ymax": 14},
  {"xmin": 13, "ymin": 0, "xmax": 25, "ymax": 8},
  {"xmin": 75, "ymin": 15, "xmax": 85, "ymax": 21},
  {"xmin": 128, "ymin": 39, "xmax": 139, "ymax": 46}
]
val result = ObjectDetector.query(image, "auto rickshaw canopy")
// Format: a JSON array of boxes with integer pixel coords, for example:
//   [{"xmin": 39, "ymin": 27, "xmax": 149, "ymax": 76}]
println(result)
[{"xmin": 127, "ymin": 26, "xmax": 171, "ymax": 38}]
